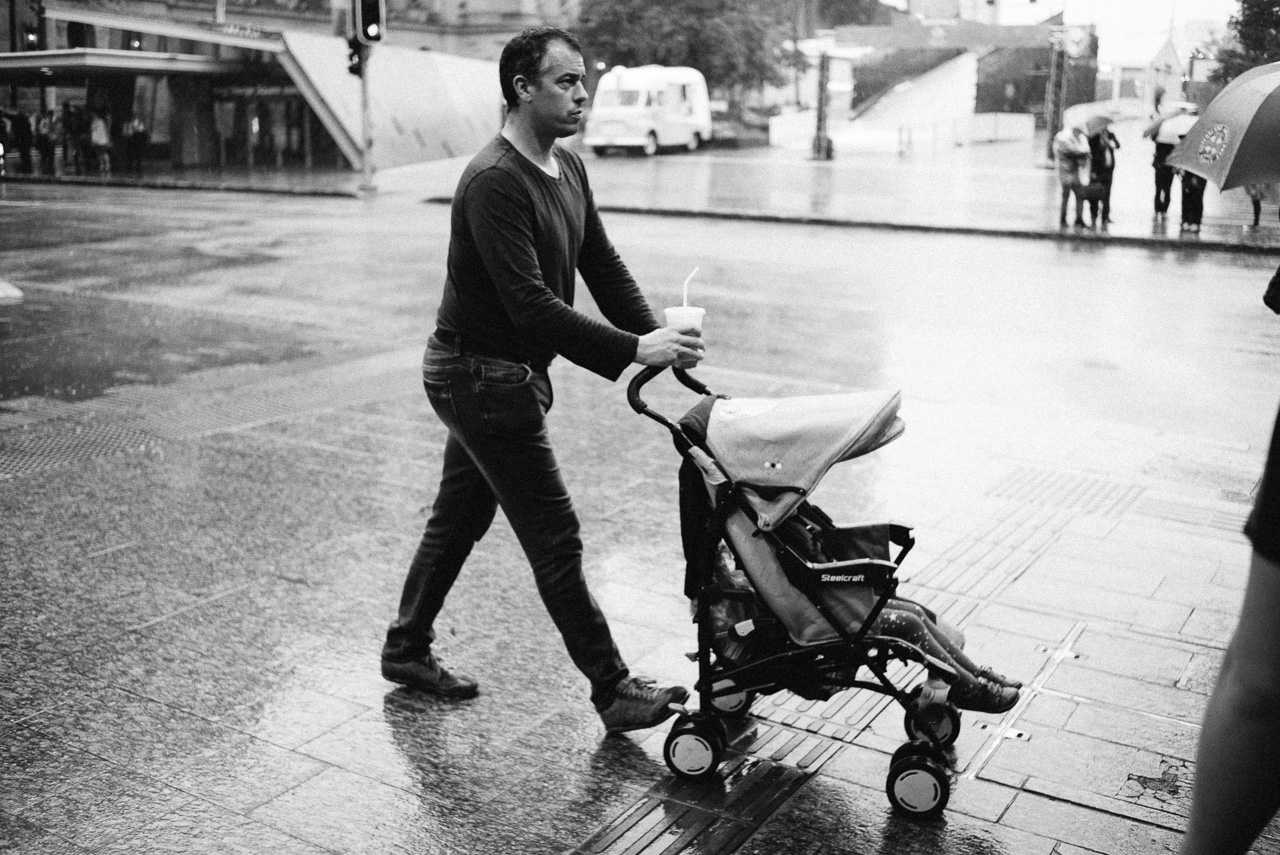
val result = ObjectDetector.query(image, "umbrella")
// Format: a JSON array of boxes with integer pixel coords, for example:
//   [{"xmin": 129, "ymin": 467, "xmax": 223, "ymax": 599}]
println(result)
[
  {"xmin": 1167, "ymin": 61, "xmax": 1280, "ymax": 189},
  {"xmin": 1062, "ymin": 103, "xmax": 1119, "ymax": 135},
  {"xmin": 1084, "ymin": 115, "xmax": 1113, "ymax": 135},
  {"xmin": 1154, "ymin": 112, "xmax": 1199, "ymax": 144}
]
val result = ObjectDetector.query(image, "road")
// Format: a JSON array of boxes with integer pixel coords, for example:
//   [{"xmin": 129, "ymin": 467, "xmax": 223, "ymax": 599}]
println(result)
[
  {"xmin": 2, "ymin": 180, "xmax": 1279, "ymax": 854},
  {"xmin": 3, "ymin": 182, "xmax": 1277, "ymax": 447}
]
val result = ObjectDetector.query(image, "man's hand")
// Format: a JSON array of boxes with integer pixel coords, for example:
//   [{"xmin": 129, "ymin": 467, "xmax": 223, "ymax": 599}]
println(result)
[{"xmin": 635, "ymin": 327, "xmax": 705, "ymax": 369}]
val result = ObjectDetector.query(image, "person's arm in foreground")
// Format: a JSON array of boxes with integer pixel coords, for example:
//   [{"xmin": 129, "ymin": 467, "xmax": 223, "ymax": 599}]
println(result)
[{"xmin": 1181, "ymin": 548, "xmax": 1280, "ymax": 855}]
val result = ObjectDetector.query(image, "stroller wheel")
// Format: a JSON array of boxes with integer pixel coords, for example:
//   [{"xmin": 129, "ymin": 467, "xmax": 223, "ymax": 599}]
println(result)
[
  {"xmin": 886, "ymin": 754, "xmax": 950, "ymax": 818},
  {"xmin": 903, "ymin": 693, "xmax": 961, "ymax": 748},
  {"xmin": 709, "ymin": 679, "xmax": 756, "ymax": 718},
  {"xmin": 663, "ymin": 715, "xmax": 725, "ymax": 780},
  {"xmin": 890, "ymin": 739, "xmax": 939, "ymax": 769}
]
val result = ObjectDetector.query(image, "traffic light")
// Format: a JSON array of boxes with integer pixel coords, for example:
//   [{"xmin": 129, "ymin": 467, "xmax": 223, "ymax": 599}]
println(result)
[
  {"xmin": 347, "ymin": 37, "xmax": 366, "ymax": 77},
  {"xmin": 22, "ymin": 25, "xmax": 39, "ymax": 49},
  {"xmin": 352, "ymin": 0, "xmax": 384, "ymax": 45}
]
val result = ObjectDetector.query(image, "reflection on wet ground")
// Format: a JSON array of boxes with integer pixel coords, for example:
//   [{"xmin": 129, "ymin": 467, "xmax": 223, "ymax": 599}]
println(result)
[{"xmin": 1, "ymin": 291, "xmax": 320, "ymax": 401}]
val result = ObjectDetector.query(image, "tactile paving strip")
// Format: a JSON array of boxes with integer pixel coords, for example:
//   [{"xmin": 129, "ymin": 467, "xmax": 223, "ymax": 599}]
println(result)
[
  {"xmin": 987, "ymin": 465, "xmax": 1144, "ymax": 516},
  {"xmin": 0, "ymin": 417, "xmax": 158, "ymax": 479},
  {"xmin": 0, "ymin": 348, "xmax": 418, "ymax": 480},
  {"xmin": 574, "ymin": 747, "xmax": 813, "ymax": 855}
]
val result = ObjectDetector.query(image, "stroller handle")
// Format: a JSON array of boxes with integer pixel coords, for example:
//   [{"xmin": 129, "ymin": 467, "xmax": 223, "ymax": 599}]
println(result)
[{"xmin": 627, "ymin": 366, "xmax": 712, "ymax": 423}]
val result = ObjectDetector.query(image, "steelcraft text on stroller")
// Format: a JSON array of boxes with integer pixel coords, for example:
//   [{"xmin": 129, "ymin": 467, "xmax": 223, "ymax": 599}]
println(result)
[{"xmin": 627, "ymin": 366, "xmax": 1022, "ymax": 818}]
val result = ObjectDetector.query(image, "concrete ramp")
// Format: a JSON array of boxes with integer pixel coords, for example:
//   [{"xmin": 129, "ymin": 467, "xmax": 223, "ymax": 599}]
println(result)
[
  {"xmin": 281, "ymin": 32, "xmax": 501, "ymax": 171},
  {"xmin": 771, "ymin": 52, "xmax": 1032, "ymax": 154}
]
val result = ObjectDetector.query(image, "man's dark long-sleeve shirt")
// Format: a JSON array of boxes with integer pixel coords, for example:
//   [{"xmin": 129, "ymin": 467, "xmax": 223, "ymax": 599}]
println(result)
[{"xmin": 436, "ymin": 134, "xmax": 659, "ymax": 381}]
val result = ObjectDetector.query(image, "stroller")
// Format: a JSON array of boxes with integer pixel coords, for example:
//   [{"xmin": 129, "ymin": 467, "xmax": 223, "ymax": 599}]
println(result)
[{"xmin": 629, "ymin": 366, "xmax": 967, "ymax": 818}]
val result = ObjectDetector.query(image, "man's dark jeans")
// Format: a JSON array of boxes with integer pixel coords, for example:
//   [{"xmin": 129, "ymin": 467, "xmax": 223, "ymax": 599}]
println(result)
[{"xmin": 383, "ymin": 336, "xmax": 628, "ymax": 707}]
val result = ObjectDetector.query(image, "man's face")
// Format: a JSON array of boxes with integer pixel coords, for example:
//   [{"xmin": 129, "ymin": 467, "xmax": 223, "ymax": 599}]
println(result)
[{"xmin": 521, "ymin": 40, "xmax": 588, "ymax": 138}]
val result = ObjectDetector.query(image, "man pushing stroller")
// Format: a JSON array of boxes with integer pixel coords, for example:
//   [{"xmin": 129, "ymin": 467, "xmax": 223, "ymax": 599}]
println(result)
[{"xmin": 381, "ymin": 27, "xmax": 705, "ymax": 733}]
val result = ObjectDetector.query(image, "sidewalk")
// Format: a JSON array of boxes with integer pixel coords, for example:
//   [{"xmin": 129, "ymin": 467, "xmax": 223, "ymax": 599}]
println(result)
[{"xmin": 2, "ymin": 124, "xmax": 1278, "ymax": 855}]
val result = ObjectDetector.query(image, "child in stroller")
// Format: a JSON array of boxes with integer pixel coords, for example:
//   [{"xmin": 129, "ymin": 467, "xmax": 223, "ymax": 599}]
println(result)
[{"xmin": 629, "ymin": 366, "xmax": 1023, "ymax": 818}]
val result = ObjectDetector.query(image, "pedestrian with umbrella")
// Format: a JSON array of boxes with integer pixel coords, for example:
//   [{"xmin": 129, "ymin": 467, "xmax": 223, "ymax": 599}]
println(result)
[
  {"xmin": 1174, "ymin": 59, "xmax": 1280, "ymax": 855},
  {"xmin": 1144, "ymin": 101, "xmax": 1199, "ymax": 223},
  {"xmin": 1085, "ymin": 115, "xmax": 1120, "ymax": 227}
]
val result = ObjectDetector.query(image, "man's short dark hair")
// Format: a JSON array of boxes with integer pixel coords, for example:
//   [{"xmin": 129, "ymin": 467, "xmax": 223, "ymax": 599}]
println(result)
[{"xmin": 499, "ymin": 27, "xmax": 582, "ymax": 111}]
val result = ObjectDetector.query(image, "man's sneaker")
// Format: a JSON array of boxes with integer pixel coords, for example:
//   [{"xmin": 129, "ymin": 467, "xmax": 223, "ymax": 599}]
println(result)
[
  {"xmin": 599, "ymin": 676, "xmax": 689, "ymax": 734},
  {"xmin": 949, "ymin": 676, "xmax": 1019, "ymax": 714},
  {"xmin": 381, "ymin": 652, "xmax": 479, "ymax": 699}
]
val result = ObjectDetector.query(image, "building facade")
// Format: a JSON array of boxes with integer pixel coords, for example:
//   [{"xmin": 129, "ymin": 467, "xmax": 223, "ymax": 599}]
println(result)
[{"xmin": 0, "ymin": 0, "xmax": 564, "ymax": 174}]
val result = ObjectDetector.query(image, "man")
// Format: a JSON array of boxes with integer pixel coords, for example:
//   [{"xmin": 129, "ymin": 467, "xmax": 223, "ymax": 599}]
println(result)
[
  {"xmin": 381, "ymin": 27, "xmax": 705, "ymax": 734},
  {"xmin": 1180, "ymin": 399, "xmax": 1280, "ymax": 854},
  {"xmin": 1086, "ymin": 125, "xmax": 1119, "ymax": 227}
]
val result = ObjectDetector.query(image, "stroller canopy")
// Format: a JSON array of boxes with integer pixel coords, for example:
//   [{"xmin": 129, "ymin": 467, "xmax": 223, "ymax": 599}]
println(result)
[{"xmin": 702, "ymin": 390, "xmax": 904, "ymax": 530}]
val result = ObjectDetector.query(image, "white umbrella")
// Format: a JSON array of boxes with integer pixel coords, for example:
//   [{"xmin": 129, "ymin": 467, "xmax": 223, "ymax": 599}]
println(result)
[{"xmin": 1153, "ymin": 112, "xmax": 1199, "ymax": 144}]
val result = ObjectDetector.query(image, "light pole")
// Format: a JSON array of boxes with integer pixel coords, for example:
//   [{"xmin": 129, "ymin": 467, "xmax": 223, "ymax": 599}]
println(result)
[
  {"xmin": 359, "ymin": 44, "xmax": 373, "ymax": 192},
  {"xmin": 8, "ymin": 0, "xmax": 18, "ymax": 106}
]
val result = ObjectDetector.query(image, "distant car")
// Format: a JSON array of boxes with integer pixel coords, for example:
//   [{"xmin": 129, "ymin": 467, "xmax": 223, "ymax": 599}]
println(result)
[{"xmin": 585, "ymin": 65, "xmax": 713, "ymax": 157}]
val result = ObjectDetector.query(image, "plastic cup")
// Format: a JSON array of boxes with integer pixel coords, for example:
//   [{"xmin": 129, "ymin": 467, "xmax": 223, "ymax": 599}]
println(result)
[{"xmin": 664, "ymin": 306, "xmax": 705, "ymax": 333}]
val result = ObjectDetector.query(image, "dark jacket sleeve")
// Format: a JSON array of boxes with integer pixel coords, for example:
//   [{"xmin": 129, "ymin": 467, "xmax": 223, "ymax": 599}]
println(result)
[{"xmin": 462, "ymin": 167, "xmax": 640, "ymax": 380}]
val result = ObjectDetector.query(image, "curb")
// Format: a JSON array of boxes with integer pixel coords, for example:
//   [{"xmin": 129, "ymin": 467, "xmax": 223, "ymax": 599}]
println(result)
[
  {"xmin": 423, "ymin": 196, "xmax": 1280, "ymax": 256},
  {"xmin": 0, "ymin": 173, "xmax": 361, "ymax": 199}
]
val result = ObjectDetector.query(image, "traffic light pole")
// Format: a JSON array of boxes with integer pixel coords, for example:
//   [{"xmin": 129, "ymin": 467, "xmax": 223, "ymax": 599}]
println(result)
[{"xmin": 359, "ymin": 43, "xmax": 374, "ymax": 192}]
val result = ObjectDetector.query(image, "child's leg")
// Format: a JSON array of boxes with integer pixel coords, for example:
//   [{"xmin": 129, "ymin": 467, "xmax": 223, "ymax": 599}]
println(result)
[{"xmin": 887, "ymin": 600, "xmax": 1021, "ymax": 688}]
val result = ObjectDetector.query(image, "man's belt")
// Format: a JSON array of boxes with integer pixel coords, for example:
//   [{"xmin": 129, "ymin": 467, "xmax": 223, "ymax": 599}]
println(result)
[{"xmin": 433, "ymin": 328, "xmax": 547, "ymax": 372}]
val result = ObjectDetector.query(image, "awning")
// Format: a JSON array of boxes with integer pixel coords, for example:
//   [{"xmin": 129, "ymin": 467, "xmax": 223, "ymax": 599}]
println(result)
[
  {"xmin": 43, "ymin": 1, "xmax": 284, "ymax": 52},
  {"xmin": 0, "ymin": 48, "xmax": 247, "ymax": 85}
]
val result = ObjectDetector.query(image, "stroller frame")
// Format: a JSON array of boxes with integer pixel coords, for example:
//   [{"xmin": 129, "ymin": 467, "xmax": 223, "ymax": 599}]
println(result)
[{"xmin": 629, "ymin": 366, "xmax": 961, "ymax": 817}]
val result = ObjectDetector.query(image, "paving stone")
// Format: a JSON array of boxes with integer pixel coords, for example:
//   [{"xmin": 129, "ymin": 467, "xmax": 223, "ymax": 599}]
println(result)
[
  {"xmin": 1000, "ymin": 789, "xmax": 1183, "ymax": 853},
  {"xmin": 1023, "ymin": 552, "xmax": 1166, "ymax": 597},
  {"xmin": 1103, "ymin": 520, "xmax": 1252, "ymax": 569},
  {"xmin": 1177, "ymin": 651, "xmax": 1224, "ymax": 695},
  {"xmin": 1064, "ymin": 703, "xmax": 1200, "ymax": 762},
  {"xmin": 984, "ymin": 724, "xmax": 1146, "ymax": 800},
  {"xmin": 247, "ymin": 766, "xmax": 478, "ymax": 854},
  {"xmin": 1046, "ymin": 662, "xmax": 1209, "ymax": 723},
  {"xmin": 471, "ymin": 759, "xmax": 651, "ymax": 845},
  {"xmin": 1070, "ymin": 629, "xmax": 1196, "ymax": 685},
  {"xmin": 95, "ymin": 798, "xmax": 333, "ymax": 855},
  {"xmin": 1180, "ymin": 607, "xmax": 1240, "ymax": 645},
  {"xmin": 1020, "ymin": 694, "xmax": 1077, "ymax": 729},
  {"xmin": 754, "ymin": 774, "xmax": 1057, "ymax": 854},
  {"xmin": 1002, "ymin": 574, "xmax": 1192, "ymax": 633},
  {"xmin": 0, "ymin": 810, "xmax": 93, "ymax": 854},
  {"xmin": 0, "ymin": 725, "xmax": 123, "ymax": 814},
  {"xmin": 15, "ymin": 762, "xmax": 195, "ymax": 851}
]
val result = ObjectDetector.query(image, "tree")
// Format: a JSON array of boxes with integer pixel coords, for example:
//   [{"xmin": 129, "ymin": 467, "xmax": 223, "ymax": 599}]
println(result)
[
  {"xmin": 1212, "ymin": 0, "xmax": 1280, "ymax": 84},
  {"xmin": 577, "ymin": 0, "xmax": 786, "ymax": 98},
  {"xmin": 816, "ymin": 0, "xmax": 897, "ymax": 28}
]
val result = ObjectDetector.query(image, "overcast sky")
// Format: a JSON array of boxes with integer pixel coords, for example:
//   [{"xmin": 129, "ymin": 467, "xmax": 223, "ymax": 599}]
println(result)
[
  {"xmin": 887, "ymin": 0, "xmax": 1241, "ymax": 66},
  {"xmin": 1057, "ymin": 0, "xmax": 1239, "ymax": 65}
]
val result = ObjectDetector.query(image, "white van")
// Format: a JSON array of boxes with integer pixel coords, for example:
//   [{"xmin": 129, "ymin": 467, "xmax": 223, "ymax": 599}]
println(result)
[{"xmin": 584, "ymin": 65, "xmax": 713, "ymax": 156}]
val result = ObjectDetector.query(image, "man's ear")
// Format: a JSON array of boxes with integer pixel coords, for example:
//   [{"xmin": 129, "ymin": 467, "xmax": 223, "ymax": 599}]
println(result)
[{"xmin": 512, "ymin": 73, "xmax": 534, "ymax": 104}]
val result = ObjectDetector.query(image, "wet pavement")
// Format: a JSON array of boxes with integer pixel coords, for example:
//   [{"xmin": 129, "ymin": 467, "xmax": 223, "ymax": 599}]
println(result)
[{"xmin": 3, "ymin": 131, "xmax": 1280, "ymax": 855}]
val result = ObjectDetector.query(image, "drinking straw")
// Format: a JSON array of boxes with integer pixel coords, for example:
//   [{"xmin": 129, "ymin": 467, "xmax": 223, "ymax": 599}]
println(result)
[{"xmin": 682, "ymin": 267, "xmax": 699, "ymax": 307}]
